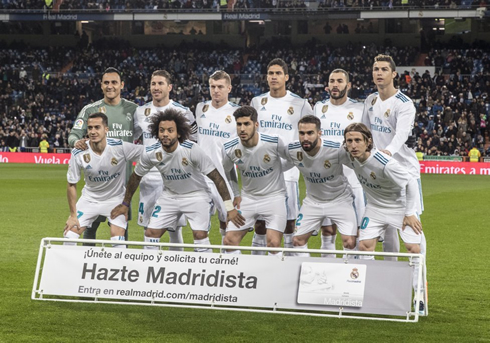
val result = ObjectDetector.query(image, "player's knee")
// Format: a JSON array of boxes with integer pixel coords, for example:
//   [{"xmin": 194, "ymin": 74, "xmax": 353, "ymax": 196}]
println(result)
[
  {"xmin": 321, "ymin": 225, "xmax": 336, "ymax": 235},
  {"xmin": 193, "ymin": 230, "xmax": 208, "ymax": 241},
  {"xmin": 284, "ymin": 221, "xmax": 295, "ymax": 234},
  {"xmin": 405, "ymin": 243, "xmax": 420, "ymax": 254},
  {"xmin": 145, "ymin": 228, "xmax": 164, "ymax": 238},
  {"xmin": 254, "ymin": 220, "xmax": 266, "ymax": 234},
  {"xmin": 293, "ymin": 236, "xmax": 307, "ymax": 247},
  {"xmin": 343, "ymin": 236, "xmax": 357, "ymax": 250}
]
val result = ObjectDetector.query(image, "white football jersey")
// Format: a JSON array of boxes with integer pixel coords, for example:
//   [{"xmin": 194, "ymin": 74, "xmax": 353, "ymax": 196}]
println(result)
[
  {"xmin": 362, "ymin": 91, "xmax": 420, "ymax": 178},
  {"xmin": 67, "ymin": 138, "xmax": 143, "ymax": 201},
  {"xmin": 134, "ymin": 140, "xmax": 215, "ymax": 197},
  {"xmin": 251, "ymin": 91, "xmax": 313, "ymax": 181},
  {"xmin": 196, "ymin": 101, "xmax": 239, "ymax": 173},
  {"xmin": 314, "ymin": 97, "xmax": 363, "ymax": 188},
  {"xmin": 286, "ymin": 139, "xmax": 352, "ymax": 202},
  {"xmin": 222, "ymin": 133, "xmax": 288, "ymax": 197},
  {"xmin": 134, "ymin": 101, "xmax": 197, "ymax": 145},
  {"xmin": 342, "ymin": 149, "xmax": 412, "ymax": 211}
]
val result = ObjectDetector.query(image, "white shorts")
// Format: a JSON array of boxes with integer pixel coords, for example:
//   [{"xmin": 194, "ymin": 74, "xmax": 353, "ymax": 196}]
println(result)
[
  {"xmin": 76, "ymin": 195, "xmax": 127, "ymax": 230},
  {"xmin": 227, "ymin": 194, "xmax": 287, "ymax": 233},
  {"xmin": 285, "ymin": 180, "xmax": 300, "ymax": 221},
  {"xmin": 138, "ymin": 173, "xmax": 186, "ymax": 228},
  {"xmin": 137, "ymin": 173, "xmax": 163, "ymax": 227},
  {"xmin": 148, "ymin": 193, "xmax": 211, "ymax": 232},
  {"xmin": 359, "ymin": 206, "xmax": 422, "ymax": 244},
  {"xmin": 295, "ymin": 195, "xmax": 357, "ymax": 237},
  {"xmin": 322, "ymin": 187, "xmax": 365, "ymax": 227}
]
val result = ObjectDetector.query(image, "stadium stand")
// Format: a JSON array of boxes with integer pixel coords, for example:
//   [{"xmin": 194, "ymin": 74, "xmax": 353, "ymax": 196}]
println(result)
[{"xmin": 0, "ymin": 39, "xmax": 488, "ymax": 156}]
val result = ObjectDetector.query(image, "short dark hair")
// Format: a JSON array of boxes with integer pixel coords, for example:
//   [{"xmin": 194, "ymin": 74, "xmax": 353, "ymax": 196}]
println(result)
[
  {"xmin": 267, "ymin": 58, "xmax": 288, "ymax": 75},
  {"xmin": 330, "ymin": 68, "xmax": 350, "ymax": 83},
  {"xmin": 88, "ymin": 112, "xmax": 108, "ymax": 127},
  {"xmin": 151, "ymin": 70, "xmax": 172, "ymax": 84},
  {"xmin": 373, "ymin": 55, "xmax": 397, "ymax": 72},
  {"xmin": 233, "ymin": 105, "xmax": 257, "ymax": 122},
  {"xmin": 298, "ymin": 115, "xmax": 321, "ymax": 131},
  {"xmin": 102, "ymin": 67, "xmax": 123, "ymax": 82},
  {"xmin": 344, "ymin": 123, "xmax": 373, "ymax": 152},
  {"xmin": 148, "ymin": 108, "xmax": 190, "ymax": 144}
]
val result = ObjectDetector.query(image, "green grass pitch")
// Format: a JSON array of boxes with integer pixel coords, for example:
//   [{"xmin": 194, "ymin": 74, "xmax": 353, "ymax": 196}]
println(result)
[{"xmin": 0, "ymin": 164, "xmax": 489, "ymax": 342}]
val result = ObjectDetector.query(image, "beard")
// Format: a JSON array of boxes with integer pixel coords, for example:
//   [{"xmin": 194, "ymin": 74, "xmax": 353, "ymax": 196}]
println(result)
[{"xmin": 330, "ymin": 86, "xmax": 348, "ymax": 100}]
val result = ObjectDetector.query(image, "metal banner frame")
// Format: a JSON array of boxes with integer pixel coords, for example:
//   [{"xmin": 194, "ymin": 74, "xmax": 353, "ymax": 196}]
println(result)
[{"xmin": 32, "ymin": 238, "xmax": 427, "ymax": 323}]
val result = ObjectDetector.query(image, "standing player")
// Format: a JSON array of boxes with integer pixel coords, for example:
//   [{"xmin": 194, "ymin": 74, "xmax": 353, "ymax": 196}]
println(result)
[
  {"xmin": 64, "ymin": 112, "xmax": 142, "ymax": 247},
  {"xmin": 250, "ymin": 58, "xmax": 313, "ymax": 253},
  {"xmin": 133, "ymin": 70, "xmax": 197, "ymax": 249},
  {"xmin": 314, "ymin": 69, "xmax": 364, "ymax": 257},
  {"xmin": 195, "ymin": 70, "xmax": 240, "ymax": 243},
  {"xmin": 222, "ymin": 106, "xmax": 289, "ymax": 256},
  {"xmin": 342, "ymin": 123, "xmax": 425, "ymax": 314},
  {"xmin": 286, "ymin": 116, "xmax": 357, "ymax": 257},
  {"xmin": 362, "ymin": 55, "xmax": 426, "ymax": 260},
  {"xmin": 68, "ymin": 67, "xmax": 138, "ymax": 242},
  {"xmin": 111, "ymin": 109, "xmax": 243, "ymax": 252}
]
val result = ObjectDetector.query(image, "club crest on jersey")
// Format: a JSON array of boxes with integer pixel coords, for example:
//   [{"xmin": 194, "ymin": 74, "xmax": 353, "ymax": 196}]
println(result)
[
  {"xmin": 98, "ymin": 106, "xmax": 106, "ymax": 114},
  {"xmin": 370, "ymin": 172, "xmax": 376, "ymax": 180},
  {"xmin": 297, "ymin": 152, "xmax": 303, "ymax": 161},
  {"xmin": 203, "ymin": 104, "xmax": 209, "ymax": 113},
  {"xmin": 350, "ymin": 268, "xmax": 359, "ymax": 279},
  {"xmin": 235, "ymin": 149, "xmax": 242, "ymax": 158},
  {"xmin": 182, "ymin": 157, "xmax": 189, "ymax": 166},
  {"xmin": 287, "ymin": 107, "xmax": 294, "ymax": 115},
  {"xmin": 371, "ymin": 97, "xmax": 377, "ymax": 105},
  {"xmin": 83, "ymin": 154, "xmax": 91, "ymax": 163},
  {"xmin": 322, "ymin": 105, "xmax": 328, "ymax": 113},
  {"xmin": 139, "ymin": 215, "xmax": 143, "ymax": 224},
  {"xmin": 156, "ymin": 152, "xmax": 163, "ymax": 162},
  {"xmin": 347, "ymin": 112, "xmax": 354, "ymax": 120},
  {"xmin": 261, "ymin": 97, "xmax": 268, "ymax": 106},
  {"xmin": 111, "ymin": 157, "xmax": 118, "ymax": 166},
  {"xmin": 144, "ymin": 108, "xmax": 151, "ymax": 116},
  {"xmin": 263, "ymin": 154, "xmax": 271, "ymax": 163},
  {"xmin": 225, "ymin": 115, "xmax": 232, "ymax": 124},
  {"xmin": 126, "ymin": 113, "xmax": 132, "ymax": 121},
  {"xmin": 384, "ymin": 109, "xmax": 391, "ymax": 118},
  {"xmin": 324, "ymin": 160, "xmax": 331, "ymax": 169}
]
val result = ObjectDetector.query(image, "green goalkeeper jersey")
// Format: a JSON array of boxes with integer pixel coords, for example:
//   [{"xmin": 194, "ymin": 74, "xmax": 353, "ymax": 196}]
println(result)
[{"xmin": 68, "ymin": 98, "xmax": 138, "ymax": 147}]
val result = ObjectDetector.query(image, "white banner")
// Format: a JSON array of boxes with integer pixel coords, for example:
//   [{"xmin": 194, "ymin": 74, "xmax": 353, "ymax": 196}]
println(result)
[
  {"xmin": 34, "ymin": 242, "xmax": 420, "ymax": 318},
  {"xmin": 297, "ymin": 263, "xmax": 367, "ymax": 307}
]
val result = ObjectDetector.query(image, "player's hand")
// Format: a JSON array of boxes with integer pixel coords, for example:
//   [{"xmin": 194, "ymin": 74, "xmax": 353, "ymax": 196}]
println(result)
[
  {"xmin": 381, "ymin": 149, "xmax": 392, "ymax": 156},
  {"xmin": 233, "ymin": 196, "xmax": 242, "ymax": 209},
  {"xmin": 227, "ymin": 209, "xmax": 245, "ymax": 228},
  {"xmin": 64, "ymin": 215, "xmax": 81, "ymax": 235},
  {"xmin": 403, "ymin": 215, "xmax": 422, "ymax": 234},
  {"xmin": 111, "ymin": 204, "xmax": 129, "ymax": 221},
  {"xmin": 74, "ymin": 139, "xmax": 88, "ymax": 150}
]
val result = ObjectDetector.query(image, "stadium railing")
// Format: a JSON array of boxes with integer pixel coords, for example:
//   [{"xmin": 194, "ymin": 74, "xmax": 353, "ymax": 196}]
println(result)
[{"xmin": 423, "ymin": 155, "xmax": 463, "ymax": 162}]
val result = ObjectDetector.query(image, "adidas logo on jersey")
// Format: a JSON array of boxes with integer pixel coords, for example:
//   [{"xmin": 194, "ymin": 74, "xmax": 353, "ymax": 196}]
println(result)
[
  {"xmin": 236, "ymin": 159, "xmax": 244, "ymax": 164},
  {"xmin": 321, "ymin": 115, "xmax": 326, "ymax": 119},
  {"xmin": 85, "ymin": 165, "xmax": 92, "ymax": 170},
  {"xmin": 260, "ymin": 107, "xmax": 266, "ymax": 111},
  {"xmin": 200, "ymin": 114, "xmax": 206, "ymax": 118},
  {"xmin": 298, "ymin": 162, "xmax": 304, "ymax": 167},
  {"xmin": 369, "ymin": 107, "xmax": 373, "ymax": 111}
]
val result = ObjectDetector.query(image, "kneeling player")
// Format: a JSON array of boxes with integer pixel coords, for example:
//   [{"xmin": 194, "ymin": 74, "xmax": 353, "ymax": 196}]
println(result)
[
  {"xmin": 111, "ymin": 109, "xmax": 243, "ymax": 252},
  {"xmin": 222, "ymin": 106, "xmax": 290, "ymax": 256},
  {"xmin": 286, "ymin": 116, "xmax": 358, "ymax": 257},
  {"xmin": 343, "ymin": 123, "xmax": 425, "ymax": 315},
  {"xmin": 64, "ymin": 112, "xmax": 143, "ymax": 248}
]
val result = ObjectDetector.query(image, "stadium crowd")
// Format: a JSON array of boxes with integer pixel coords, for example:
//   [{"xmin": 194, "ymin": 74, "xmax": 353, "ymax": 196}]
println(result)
[
  {"xmin": 0, "ymin": 38, "xmax": 488, "ymax": 158},
  {"xmin": 0, "ymin": 0, "xmax": 482, "ymax": 10}
]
